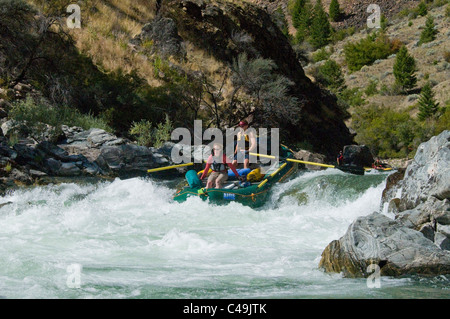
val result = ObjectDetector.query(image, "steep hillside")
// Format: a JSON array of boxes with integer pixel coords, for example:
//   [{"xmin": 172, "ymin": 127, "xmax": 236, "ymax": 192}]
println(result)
[
  {"xmin": 305, "ymin": 4, "xmax": 449, "ymax": 118},
  {"xmin": 156, "ymin": 0, "xmax": 353, "ymax": 156},
  {"xmin": 1, "ymin": 0, "xmax": 355, "ymax": 159}
]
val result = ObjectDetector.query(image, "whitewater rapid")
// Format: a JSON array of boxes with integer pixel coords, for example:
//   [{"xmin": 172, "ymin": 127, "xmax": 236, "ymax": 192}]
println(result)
[{"xmin": 0, "ymin": 169, "xmax": 448, "ymax": 298}]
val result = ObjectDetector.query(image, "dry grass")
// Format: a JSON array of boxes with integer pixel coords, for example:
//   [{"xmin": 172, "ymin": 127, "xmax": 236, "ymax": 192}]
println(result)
[
  {"xmin": 311, "ymin": 5, "xmax": 450, "ymax": 112},
  {"xmin": 62, "ymin": 0, "xmax": 162, "ymax": 85}
]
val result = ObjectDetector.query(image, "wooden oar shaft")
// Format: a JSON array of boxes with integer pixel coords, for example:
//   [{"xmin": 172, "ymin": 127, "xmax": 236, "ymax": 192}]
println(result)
[{"xmin": 147, "ymin": 162, "xmax": 194, "ymax": 173}]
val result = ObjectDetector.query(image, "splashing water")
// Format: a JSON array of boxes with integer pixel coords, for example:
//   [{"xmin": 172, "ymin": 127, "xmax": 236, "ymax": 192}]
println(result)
[{"xmin": 0, "ymin": 170, "xmax": 448, "ymax": 298}]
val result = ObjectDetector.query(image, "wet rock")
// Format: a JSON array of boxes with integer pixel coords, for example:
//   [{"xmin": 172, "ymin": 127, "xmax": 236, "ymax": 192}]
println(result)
[
  {"xmin": 58, "ymin": 162, "xmax": 82, "ymax": 176},
  {"xmin": 294, "ymin": 149, "xmax": 327, "ymax": 170},
  {"xmin": 0, "ymin": 142, "xmax": 17, "ymax": 160},
  {"xmin": 95, "ymin": 144, "xmax": 155, "ymax": 177},
  {"xmin": 320, "ymin": 131, "xmax": 450, "ymax": 277},
  {"xmin": 319, "ymin": 212, "xmax": 450, "ymax": 277},
  {"xmin": 342, "ymin": 145, "xmax": 374, "ymax": 167},
  {"xmin": 12, "ymin": 143, "xmax": 43, "ymax": 168},
  {"xmin": 44, "ymin": 157, "xmax": 61, "ymax": 174},
  {"xmin": 399, "ymin": 130, "xmax": 450, "ymax": 210},
  {"xmin": 8, "ymin": 168, "xmax": 33, "ymax": 185},
  {"xmin": 29, "ymin": 169, "xmax": 47, "ymax": 177}
]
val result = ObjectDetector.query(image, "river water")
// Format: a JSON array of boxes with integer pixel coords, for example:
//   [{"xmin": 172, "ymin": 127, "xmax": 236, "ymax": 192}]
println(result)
[{"xmin": 0, "ymin": 169, "xmax": 448, "ymax": 299}]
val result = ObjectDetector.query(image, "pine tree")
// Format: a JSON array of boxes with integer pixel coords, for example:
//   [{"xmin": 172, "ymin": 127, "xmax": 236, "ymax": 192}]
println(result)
[
  {"xmin": 310, "ymin": 0, "xmax": 331, "ymax": 49},
  {"xmin": 419, "ymin": 15, "xmax": 437, "ymax": 44},
  {"xmin": 418, "ymin": 82, "xmax": 439, "ymax": 120},
  {"xmin": 329, "ymin": 0, "xmax": 341, "ymax": 22},
  {"xmin": 316, "ymin": 59, "xmax": 346, "ymax": 93},
  {"xmin": 417, "ymin": 1, "xmax": 428, "ymax": 16},
  {"xmin": 292, "ymin": 0, "xmax": 312, "ymax": 43},
  {"xmin": 292, "ymin": 0, "xmax": 306, "ymax": 28},
  {"xmin": 393, "ymin": 46, "xmax": 417, "ymax": 91}
]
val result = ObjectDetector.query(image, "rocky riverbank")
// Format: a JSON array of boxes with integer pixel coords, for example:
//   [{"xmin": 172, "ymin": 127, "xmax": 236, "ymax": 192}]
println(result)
[
  {"xmin": 319, "ymin": 130, "xmax": 450, "ymax": 277},
  {"xmin": 0, "ymin": 123, "xmax": 210, "ymax": 195}
]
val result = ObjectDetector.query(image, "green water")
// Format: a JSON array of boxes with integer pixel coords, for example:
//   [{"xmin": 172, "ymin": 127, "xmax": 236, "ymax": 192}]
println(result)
[{"xmin": 0, "ymin": 169, "xmax": 448, "ymax": 299}]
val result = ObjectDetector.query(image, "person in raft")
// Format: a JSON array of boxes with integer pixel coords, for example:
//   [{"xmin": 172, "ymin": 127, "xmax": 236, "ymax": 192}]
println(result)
[
  {"xmin": 337, "ymin": 150, "xmax": 344, "ymax": 166},
  {"xmin": 232, "ymin": 120, "xmax": 257, "ymax": 169},
  {"xmin": 201, "ymin": 143, "xmax": 244, "ymax": 189}
]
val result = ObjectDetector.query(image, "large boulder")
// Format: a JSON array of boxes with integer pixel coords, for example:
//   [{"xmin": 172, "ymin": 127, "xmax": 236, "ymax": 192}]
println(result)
[
  {"xmin": 95, "ymin": 144, "xmax": 155, "ymax": 177},
  {"xmin": 294, "ymin": 149, "xmax": 327, "ymax": 170},
  {"xmin": 130, "ymin": 16, "xmax": 186, "ymax": 59},
  {"xmin": 342, "ymin": 145, "xmax": 374, "ymax": 167},
  {"xmin": 398, "ymin": 131, "xmax": 450, "ymax": 210},
  {"xmin": 319, "ymin": 212, "xmax": 450, "ymax": 277},
  {"xmin": 320, "ymin": 131, "xmax": 450, "ymax": 277}
]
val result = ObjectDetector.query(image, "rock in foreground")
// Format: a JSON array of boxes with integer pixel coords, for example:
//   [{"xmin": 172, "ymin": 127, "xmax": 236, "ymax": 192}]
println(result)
[
  {"xmin": 319, "ymin": 130, "xmax": 450, "ymax": 277},
  {"xmin": 319, "ymin": 212, "xmax": 450, "ymax": 277}
]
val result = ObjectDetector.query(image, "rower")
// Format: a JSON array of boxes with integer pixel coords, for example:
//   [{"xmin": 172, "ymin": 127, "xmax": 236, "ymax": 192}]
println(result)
[{"xmin": 201, "ymin": 143, "xmax": 244, "ymax": 189}]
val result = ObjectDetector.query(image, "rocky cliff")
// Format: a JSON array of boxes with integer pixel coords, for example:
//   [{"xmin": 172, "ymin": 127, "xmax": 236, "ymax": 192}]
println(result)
[
  {"xmin": 319, "ymin": 130, "xmax": 450, "ymax": 277},
  {"xmin": 151, "ymin": 0, "xmax": 354, "ymax": 158}
]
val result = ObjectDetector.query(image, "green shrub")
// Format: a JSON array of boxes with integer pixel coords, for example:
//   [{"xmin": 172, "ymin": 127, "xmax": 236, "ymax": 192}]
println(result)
[
  {"xmin": 315, "ymin": 59, "xmax": 346, "ymax": 93},
  {"xmin": 434, "ymin": 103, "xmax": 450, "ymax": 135},
  {"xmin": 364, "ymin": 80, "xmax": 379, "ymax": 96},
  {"xmin": 418, "ymin": 82, "xmax": 440, "ymax": 120},
  {"xmin": 393, "ymin": 46, "xmax": 417, "ymax": 91},
  {"xmin": 419, "ymin": 15, "xmax": 438, "ymax": 44},
  {"xmin": 9, "ymin": 96, "xmax": 112, "ymax": 141},
  {"xmin": 351, "ymin": 104, "xmax": 426, "ymax": 158},
  {"xmin": 129, "ymin": 115, "xmax": 173, "ymax": 148},
  {"xmin": 338, "ymin": 87, "xmax": 365, "ymax": 108},
  {"xmin": 309, "ymin": 0, "xmax": 332, "ymax": 49},
  {"xmin": 331, "ymin": 27, "xmax": 355, "ymax": 43},
  {"xmin": 329, "ymin": 0, "xmax": 342, "ymax": 22},
  {"xmin": 417, "ymin": 1, "xmax": 428, "ymax": 16},
  {"xmin": 153, "ymin": 114, "xmax": 174, "ymax": 148},
  {"xmin": 344, "ymin": 33, "xmax": 395, "ymax": 72},
  {"xmin": 129, "ymin": 119, "xmax": 153, "ymax": 147},
  {"xmin": 312, "ymin": 47, "xmax": 332, "ymax": 62}
]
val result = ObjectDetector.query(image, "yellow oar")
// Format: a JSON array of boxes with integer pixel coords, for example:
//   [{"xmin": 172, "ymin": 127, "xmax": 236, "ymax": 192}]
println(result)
[
  {"xmin": 256, "ymin": 162, "xmax": 289, "ymax": 188},
  {"xmin": 250, "ymin": 152, "xmax": 365, "ymax": 175},
  {"xmin": 250, "ymin": 153, "xmax": 334, "ymax": 168},
  {"xmin": 147, "ymin": 162, "xmax": 194, "ymax": 173}
]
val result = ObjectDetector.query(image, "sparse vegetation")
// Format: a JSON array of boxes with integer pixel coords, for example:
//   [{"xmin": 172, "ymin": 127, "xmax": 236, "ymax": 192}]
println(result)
[
  {"xmin": 393, "ymin": 46, "xmax": 417, "ymax": 92},
  {"xmin": 417, "ymin": 1, "xmax": 428, "ymax": 16},
  {"xmin": 309, "ymin": 0, "xmax": 332, "ymax": 49},
  {"xmin": 315, "ymin": 59, "xmax": 346, "ymax": 93},
  {"xmin": 329, "ymin": 0, "xmax": 342, "ymax": 22},
  {"xmin": 351, "ymin": 104, "xmax": 426, "ymax": 158},
  {"xmin": 364, "ymin": 80, "xmax": 379, "ymax": 96},
  {"xmin": 418, "ymin": 82, "xmax": 440, "ymax": 120},
  {"xmin": 9, "ymin": 95, "xmax": 112, "ymax": 141},
  {"xmin": 344, "ymin": 33, "xmax": 398, "ymax": 72},
  {"xmin": 419, "ymin": 15, "xmax": 438, "ymax": 44},
  {"xmin": 312, "ymin": 47, "xmax": 333, "ymax": 62},
  {"xmin": 129, "ymin": 114, "xmax": 173, "ymax": 148},
  {"xmin": 230, "ymin": 53, "xmax": 300, "ymax": 127}
]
